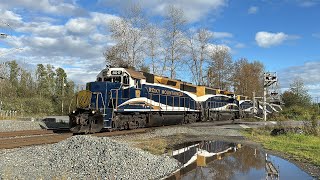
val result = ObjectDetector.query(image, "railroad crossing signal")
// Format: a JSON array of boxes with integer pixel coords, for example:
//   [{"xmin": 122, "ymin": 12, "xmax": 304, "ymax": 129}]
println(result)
[
  {"xmin": 264, "ymin": 72, "xmax": 277, "ymax": 87},
  {"xmin": 263, "ymin": 72, "xmax": 278, "ymax": 121}
]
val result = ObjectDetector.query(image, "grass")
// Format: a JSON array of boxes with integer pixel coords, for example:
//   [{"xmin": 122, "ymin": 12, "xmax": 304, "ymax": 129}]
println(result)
[
  {"xmin": 133, "ymin": 138, "xmax": 168, "ymax": 155},
  {"xmin": 243, "ymin": 129, "xmax": 320, "ymax": 166},
  {"xmin": 132, "ymin": 133, "xmax": 189, "ymax": 155}
]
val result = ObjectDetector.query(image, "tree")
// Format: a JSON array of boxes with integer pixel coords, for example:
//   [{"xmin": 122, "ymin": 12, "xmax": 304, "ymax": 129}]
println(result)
[
  {"xmin": 105, "ymin": 3, "xmax": 147, "ymax": 69},
  {"xmin": 145, "ymin": 24, "xmax": 163, "ymax": 74},
  {"xmin": 46, "ymin": 64, "xmax": 56, "ymax": 97},
  {"xmin": 7, "ymin": 60, "xmax": 19, "ymax": 89},
  {"xmin": 104, "ymin": 45, "xmax": 128, "ymax": 68},
  {"xmin": 163, "ymin": 5, "xmax": 187, "ymax": 79},
  {"xmin": 55, "ymin": 67, "xmax": 67, "ymax": 114},
  {"xmin": 207, "ymin": 46, "xmax": 233, "ymax": 90},
  {"xmin": 36, "ymin": 64, "xmax": 50, "ymax": 98},
  {"xmin": 282, "ymin": 78, "xmax": 311, "ymax": 107},
  {"xmin": 188, "ymin": 28, "xmax": 212, "ymax": 85},
  {"xmin": 17, "ymin": 69, "xmax": 32, "ymax": 97},
  {"xmin": 232, "ymin": 58, "xmax": 264, "ymax": 97}
]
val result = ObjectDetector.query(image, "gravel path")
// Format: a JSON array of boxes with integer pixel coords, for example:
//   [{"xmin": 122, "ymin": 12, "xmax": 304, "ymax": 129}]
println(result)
[
  {"xmin": 0, "ymin": 135, "xmax": 179, "ymax": 179},
  {"xmin": 0, "ymin": 120, "xmax": 45, "ymax": 132},
  {"xmin": 111, "ymin": 125, "xmax": 242, "ymax": 143}
]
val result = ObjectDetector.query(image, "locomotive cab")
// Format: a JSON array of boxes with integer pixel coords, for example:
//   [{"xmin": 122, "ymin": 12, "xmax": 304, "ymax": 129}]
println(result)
[{"xmin": 96, "ymin": 68, "xmax": 146, "ymax": 88}]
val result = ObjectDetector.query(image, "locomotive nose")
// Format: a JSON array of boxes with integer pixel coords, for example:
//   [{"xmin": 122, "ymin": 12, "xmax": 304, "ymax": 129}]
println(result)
[{"xmin": 69, "ymin": 110, "xmax": 104, "ymax": 134}]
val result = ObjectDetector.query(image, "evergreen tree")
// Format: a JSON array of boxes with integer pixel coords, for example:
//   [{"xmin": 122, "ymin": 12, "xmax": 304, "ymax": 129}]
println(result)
[
  {"xmin": 46, "ymin": 64, "xmax": 56, "ymax": 97},
  {"xmin": 7, "ymin": 60, "xmax": 19, "ymax": 88},
  {"xmin": 55, "ymin": 68, "xmax": 67, "ymax": 114},
  {"xmin": 36, "ymin": 64, "xmax": 50, "ymax": 98}
]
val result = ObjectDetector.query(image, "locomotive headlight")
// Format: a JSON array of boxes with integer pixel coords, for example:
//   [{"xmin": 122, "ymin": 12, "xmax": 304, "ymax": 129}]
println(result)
[
  {"xmin": 92, "ymin": 110, "xmax": 95, "ymax": 114},
  {"xmin": 72, "ymin": 110, "xmax": 75, "ymax": 113}
]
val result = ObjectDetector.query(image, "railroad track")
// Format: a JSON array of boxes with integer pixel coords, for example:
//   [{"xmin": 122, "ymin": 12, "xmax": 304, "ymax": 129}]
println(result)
[
  {"xmin": 0, "ymin": 133, "xmax": 73, "ymax": 149},
  {"xmin": 0, "ymin": 128, "xmax": 151, "ymax": 150},
  {"xmin": 0, "ymin": 122, "xmax": 225, "ymax": 150},
  {"xmin": 0, "ymin": 129, "xmax": 55, "ymax": 138}
]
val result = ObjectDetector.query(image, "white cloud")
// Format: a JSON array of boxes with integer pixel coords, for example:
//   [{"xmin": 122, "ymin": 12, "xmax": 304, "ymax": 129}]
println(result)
[
  {"xmin": 213, "ymin": 32, "xmax": 233, "ymax": 39},
  {"xmin": 66, "ymin": 18, "xmax": 96, "ymax": 34},
  {"xmin": 0, "ymin": 8, "xmax": 121, "ymax": 85},
  {"xmin": 297, "ymin": 0, "xmax": 319, "ymax": 7},
  {"xmin": 312, "ymin": 33, "xmax": 320, "ymax": 38},
  {"xmin": 248, "ymin": 6, "xmax": 259, "ymax": 14},
  {"xmin": 278, "ymin": 61, "xmax": 320, "ymax": 97},
  {"xmin": 98, "ymin": 0, "xmax": 228, "ymax": 22},
  {"xmin": 235, "ymin": 43, "xmax": 246, "ymax": 48},
  {"xmin": 31, "ymin": 37, "xmax": 58, "ymax": 47},
  {"xmin": 0, "ymin": 9, "xmax": 23, "ymax": 30},
  {"xmin": 0, "ymin": 0, "xmax": 84, "ymax": 16},
  {"xmin": 255, "ymin": 31, "xmax": 299, "ymax": 48},
  {"xmin": 17, "ymin": 22, "xmax": 65, "ymax": 37},
  {"xmin": 90, "ymin": 12, "xmax": 120, "ymax": 27},
  {"xmin": 0, "ymin": 9, "xmax": 22, "ymax": 23}
]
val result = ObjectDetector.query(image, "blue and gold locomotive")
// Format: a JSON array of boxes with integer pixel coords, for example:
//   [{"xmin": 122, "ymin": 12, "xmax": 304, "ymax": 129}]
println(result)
[{"xmin": 69, "ymin": 67, "xmax": 242, "ymax": 133}]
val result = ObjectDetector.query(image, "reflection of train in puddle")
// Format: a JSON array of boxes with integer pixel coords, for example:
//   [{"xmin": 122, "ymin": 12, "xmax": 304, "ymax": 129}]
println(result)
[
  {"xmin": 171, "ymin": 141, "xmax": 239, "ymax": 166},
  {"xmin": 165, "ymin": 141, "xmax": 285, "ymax": 180},
  {"xmin": 166, "ymin": 141, "xmax": 241, "ymax": 180}
]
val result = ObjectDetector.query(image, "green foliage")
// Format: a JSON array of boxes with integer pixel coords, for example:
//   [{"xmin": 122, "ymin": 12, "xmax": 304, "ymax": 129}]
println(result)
[
  {"xmin": 244, "ymin": 130, "xmax": 320, "ymax": 166},
  {"xmin": 0, "ymin": 61, "xmax": 76, "ymax": 116},
  {"xmin": 276, "ymin": 79, "xmax": 317, "ymax": 122},
  {"xmin": 303, "ymin": 115, "xmax": 320, "ymax": 136},
  {"xmin": 281, "ymin": 106, "xmax": 312, "ymax": 120},
  {"xmin": 282, "ymin": 79, "xmax": 311, "ymax": 108}
]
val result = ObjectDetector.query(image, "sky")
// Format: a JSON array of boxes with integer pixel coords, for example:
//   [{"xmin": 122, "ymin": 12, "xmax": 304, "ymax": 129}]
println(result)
[{"xmin": 0, "ymin": 0, "xmax": 319, "ymax": 98}]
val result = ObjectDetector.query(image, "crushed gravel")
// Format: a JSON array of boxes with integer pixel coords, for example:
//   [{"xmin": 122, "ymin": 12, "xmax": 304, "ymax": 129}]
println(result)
[
  {"xmin": 0, "ymin": 120, "xmax": 45, "ymax": 132},
  {"xmin": 0, "ymin": 135, "xmax": 180, "ymax": 179},
  {"xmin": 111, "ymin": 125, "xmax": 242, "ymax": 143}
]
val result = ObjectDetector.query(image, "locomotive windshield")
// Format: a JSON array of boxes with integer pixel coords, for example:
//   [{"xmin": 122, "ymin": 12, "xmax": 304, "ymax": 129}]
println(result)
[{"xmin": 97, "ymin": 69, "xmax": 130, "ymax": 86}]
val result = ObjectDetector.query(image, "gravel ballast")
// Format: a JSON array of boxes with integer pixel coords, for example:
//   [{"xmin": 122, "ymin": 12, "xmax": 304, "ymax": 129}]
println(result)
[
  {"xmin": 0, "ymin": 120, "xmax": 45, "ymax": 132},
  {"xmin": 0, "ymin": 135, "xmax": 180, "ymax": 179},
  {"xmin": 111, "ymin": 125, "xmax": 243, "ymax": 143}
]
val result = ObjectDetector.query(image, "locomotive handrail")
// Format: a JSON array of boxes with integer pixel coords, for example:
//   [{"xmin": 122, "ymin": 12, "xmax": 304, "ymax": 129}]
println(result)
[{"xmin": 91, "ymin": 92, "xmax": 106, "ymax": 114}]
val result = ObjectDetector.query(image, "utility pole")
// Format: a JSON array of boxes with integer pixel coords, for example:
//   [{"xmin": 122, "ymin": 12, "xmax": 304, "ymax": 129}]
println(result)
[
  {"xmin": 263, "ymin": 72, "xmax": 278, "ymax": 121},
  {"xmin": 61, "ymin": 77, "xmax": 66, "ymax": 115},
  {"xmin": 263, "ymin": 86, "xmax": 267, "ymax": 121},
  {"xmin": 315, "ymin": 97, "xmax": 319, "ymax": 114},
  {"xmin": 252, "ymin": 91, "xmax": 255, "ymax": 114}
]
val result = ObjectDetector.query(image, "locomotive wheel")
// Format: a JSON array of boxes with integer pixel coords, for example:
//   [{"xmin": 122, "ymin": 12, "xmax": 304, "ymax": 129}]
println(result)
[{"xmin": 217, "ymin": 113, "xmax": 221, "ymax": 121}]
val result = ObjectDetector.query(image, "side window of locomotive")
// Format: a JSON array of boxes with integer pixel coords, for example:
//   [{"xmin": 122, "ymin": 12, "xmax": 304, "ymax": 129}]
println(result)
[
  {"xmin": 123, "ymin": 73, "xmax": 129, "ymax": 86},
  {"xmin": 134, "ymin": 79, "xmax": 141, "ymax": 89}
]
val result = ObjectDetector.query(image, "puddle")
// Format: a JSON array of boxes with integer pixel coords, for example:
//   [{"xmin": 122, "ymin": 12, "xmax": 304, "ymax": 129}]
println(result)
[{"xmin": 167, "ymin": 141, "xmax": 313, "ymax": 180}]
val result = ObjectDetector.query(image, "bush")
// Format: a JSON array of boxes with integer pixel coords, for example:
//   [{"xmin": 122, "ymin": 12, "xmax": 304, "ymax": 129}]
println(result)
[
  {"xmin": 303, "ymin": 115, "xmax": 319, "ymax": 136},
  {"xmin": 280, "ymin": 105, "xmax": 314, "ymax": 120},
  {"xmin": 22, "ymin": 97, "xmax": 54, "ymax": 115}
]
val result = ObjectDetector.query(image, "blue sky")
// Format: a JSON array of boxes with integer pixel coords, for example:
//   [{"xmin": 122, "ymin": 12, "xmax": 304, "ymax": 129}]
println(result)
[{"xmin": 0, "ymin": 0, "xmax": 319, "ymax": 97}]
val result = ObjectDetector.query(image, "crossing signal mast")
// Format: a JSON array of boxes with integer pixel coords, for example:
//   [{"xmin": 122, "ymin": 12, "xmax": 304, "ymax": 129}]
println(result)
[{"xmin": 263, "ymin": 72, "xmax": 278, "ymax": 121}]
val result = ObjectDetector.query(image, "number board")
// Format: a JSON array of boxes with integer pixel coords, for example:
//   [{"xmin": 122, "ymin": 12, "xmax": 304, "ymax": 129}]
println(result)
[{"xmin": 111, "ymin": 70, "xmax": 122, "ymax": 75}]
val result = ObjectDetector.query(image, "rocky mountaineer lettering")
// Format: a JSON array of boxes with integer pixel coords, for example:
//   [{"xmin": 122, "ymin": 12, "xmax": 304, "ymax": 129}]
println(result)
[
  {"xmin": 148, "ymin": 87, "xmax": 161, "ymax": 94},
  {"xmin": 148, "ymin": 87, "xmax": 183, "ymax": 96}
]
